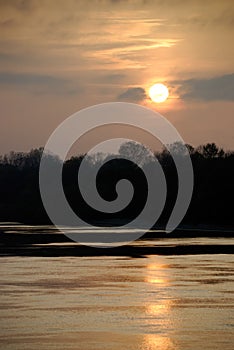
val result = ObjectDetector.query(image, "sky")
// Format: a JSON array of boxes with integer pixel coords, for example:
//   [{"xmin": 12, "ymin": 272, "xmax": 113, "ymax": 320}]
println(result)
[{"xmin": 0, "ymin": 0, "xmax": 234, "ymax": 155}]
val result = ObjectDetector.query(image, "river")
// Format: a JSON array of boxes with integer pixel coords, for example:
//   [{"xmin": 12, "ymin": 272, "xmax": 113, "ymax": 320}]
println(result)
[{"xmin": 0, "ymin": 249, "xmax": 233, "ymax": 349}]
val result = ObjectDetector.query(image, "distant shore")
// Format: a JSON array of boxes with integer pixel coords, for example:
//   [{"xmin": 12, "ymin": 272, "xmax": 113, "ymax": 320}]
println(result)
[{"xmin": 0, "ymin": 223, "xmax": 233, "ymax": 257}]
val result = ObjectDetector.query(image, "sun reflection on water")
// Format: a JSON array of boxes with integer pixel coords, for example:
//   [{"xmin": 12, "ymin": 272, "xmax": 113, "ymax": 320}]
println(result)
[
  {"xmin": 141, "ymin": 334, "xmax": 175, "ymax": 350},
  {"xmin": 146, "ymin": 299, "xmax": 172, "ymax": 316},
  {"xmin": 141, "ymin": 258, "xmax": 177, "ymax": 350},
  {"xmin": 145, "ymin": 260, "xmax": 170, "ymax": 286}
]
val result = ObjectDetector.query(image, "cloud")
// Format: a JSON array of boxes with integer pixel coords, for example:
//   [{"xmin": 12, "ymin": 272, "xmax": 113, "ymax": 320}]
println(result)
[
  {"xmin": 101, "ymin": 73, "xmax": 126, "ymax": 83},
  {"xmin": 174, "ymin": 73, "xmax": 234, "ymax": 101},
  {"xmin": 0, "ymin": 72, "xmax": 65, "ymax": 85},
  {"xmin": 0, "ymin": 0, "xmax": 35, "ymax": 12},
  {"xmin": 175, "ymin": 10, "xmax": 234, "ymax": 28},
  {"xmin": 83, "ymin": 38, "xmax": 178, "ymax": 53},
  {"xmin": 117, "ymin": 87, "xmax": 146, "ymax": 102},
  {"xmin": 0, "ymin": 72, "xmax": 83, "ymax": 95}
]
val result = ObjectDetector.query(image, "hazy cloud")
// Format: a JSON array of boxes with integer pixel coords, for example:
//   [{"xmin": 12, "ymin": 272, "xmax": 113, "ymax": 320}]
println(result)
[
  {"xmin": 0, "ymin": 0, "xmax": 35, "ymax": 12},
  {"xmin": 0, "ymin": 72, "xmax": 65, "ymax": 85},
  {"xmin": 0, "ymin": 72, "xmax": 83, "ymax": 95},
  {"xmin": 118, "ymin": 87, "xmax": 146, "ymax": 102},
  {"xmin": 174, "ymin": 73, "xmax": 234, "ymax": 101},
  {"xmin": 101, "ymin": 73, "xmax": 126, "ymax": 83},
  {"xmin": 82, "ymin": 38, "xmax": 178, "ymax": 53}
]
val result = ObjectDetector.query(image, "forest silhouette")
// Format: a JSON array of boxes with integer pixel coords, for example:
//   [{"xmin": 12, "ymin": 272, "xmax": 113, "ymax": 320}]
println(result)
[{"xmin": 0, "ymin": 142, "xmax": 233, "ymax": 228}]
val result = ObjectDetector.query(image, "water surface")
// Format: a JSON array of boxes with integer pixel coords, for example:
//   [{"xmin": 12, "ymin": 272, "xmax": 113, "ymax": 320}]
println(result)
[{"xmin": 0, "ymin": 253, "xmax": 233, "ymax": 350}]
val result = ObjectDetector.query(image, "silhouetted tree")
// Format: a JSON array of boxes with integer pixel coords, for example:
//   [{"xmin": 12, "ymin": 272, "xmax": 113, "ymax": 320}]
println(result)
[
  {"xmin": 0, "ymin": 143, "xmax": 234, "ymax": 226},
  {"xmin": 197, "ymin": 143, "xmax": 224, "ymax": 159},
  {"xmin": 119, "ymin": 141, "xmax": 154, "ymax": 166}
]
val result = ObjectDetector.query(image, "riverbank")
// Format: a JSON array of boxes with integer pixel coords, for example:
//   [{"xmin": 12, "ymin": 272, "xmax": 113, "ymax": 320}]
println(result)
[{"xmin": 0, "ymin": 224, "xmax": 233, "ymax": 257}]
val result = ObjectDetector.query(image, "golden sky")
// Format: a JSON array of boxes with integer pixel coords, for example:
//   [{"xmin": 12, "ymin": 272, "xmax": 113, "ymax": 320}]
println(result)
[{"xmin": 0, "ymin": 0, "xmax": 234, "ymax": 154}]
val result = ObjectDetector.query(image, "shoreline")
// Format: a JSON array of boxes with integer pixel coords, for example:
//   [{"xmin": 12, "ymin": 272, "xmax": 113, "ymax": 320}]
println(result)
[
  {"xmin": 0, "ymin": 226, "xmax": 233, "ymax": 257},
  {"xmin": 0, "ymin": 243, "xmax": 233, "ymax": 257}
]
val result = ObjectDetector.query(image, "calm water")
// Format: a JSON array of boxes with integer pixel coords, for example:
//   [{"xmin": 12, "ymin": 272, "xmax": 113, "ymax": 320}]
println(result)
[{"xmin": 0, "ymin": 251, "xmax": 233, "ymax": 350}]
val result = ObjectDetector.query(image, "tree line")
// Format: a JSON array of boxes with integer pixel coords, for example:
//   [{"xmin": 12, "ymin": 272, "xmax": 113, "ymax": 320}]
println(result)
[{"xmin": 0, "ymin": 142, "xmax": 233, "ymax": 227}]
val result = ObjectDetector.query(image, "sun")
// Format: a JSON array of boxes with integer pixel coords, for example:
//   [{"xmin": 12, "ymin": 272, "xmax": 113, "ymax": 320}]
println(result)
[{"xmin": 149, "ymin": 83, "xmax": 169, "ymax": 103}]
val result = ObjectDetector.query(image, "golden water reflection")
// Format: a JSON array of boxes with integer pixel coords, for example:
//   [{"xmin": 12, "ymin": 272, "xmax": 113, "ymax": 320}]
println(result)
[
  {"xmin": 141, "ymin": 334, "xmax": 175, "ymax": 350},
  {"xmin": 146, "ymin": 299, "xmax": 172, "ymax": 316},
  {"xmin": 142, "ymin": 258, "xmax": 177, "ymax": 350}
]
